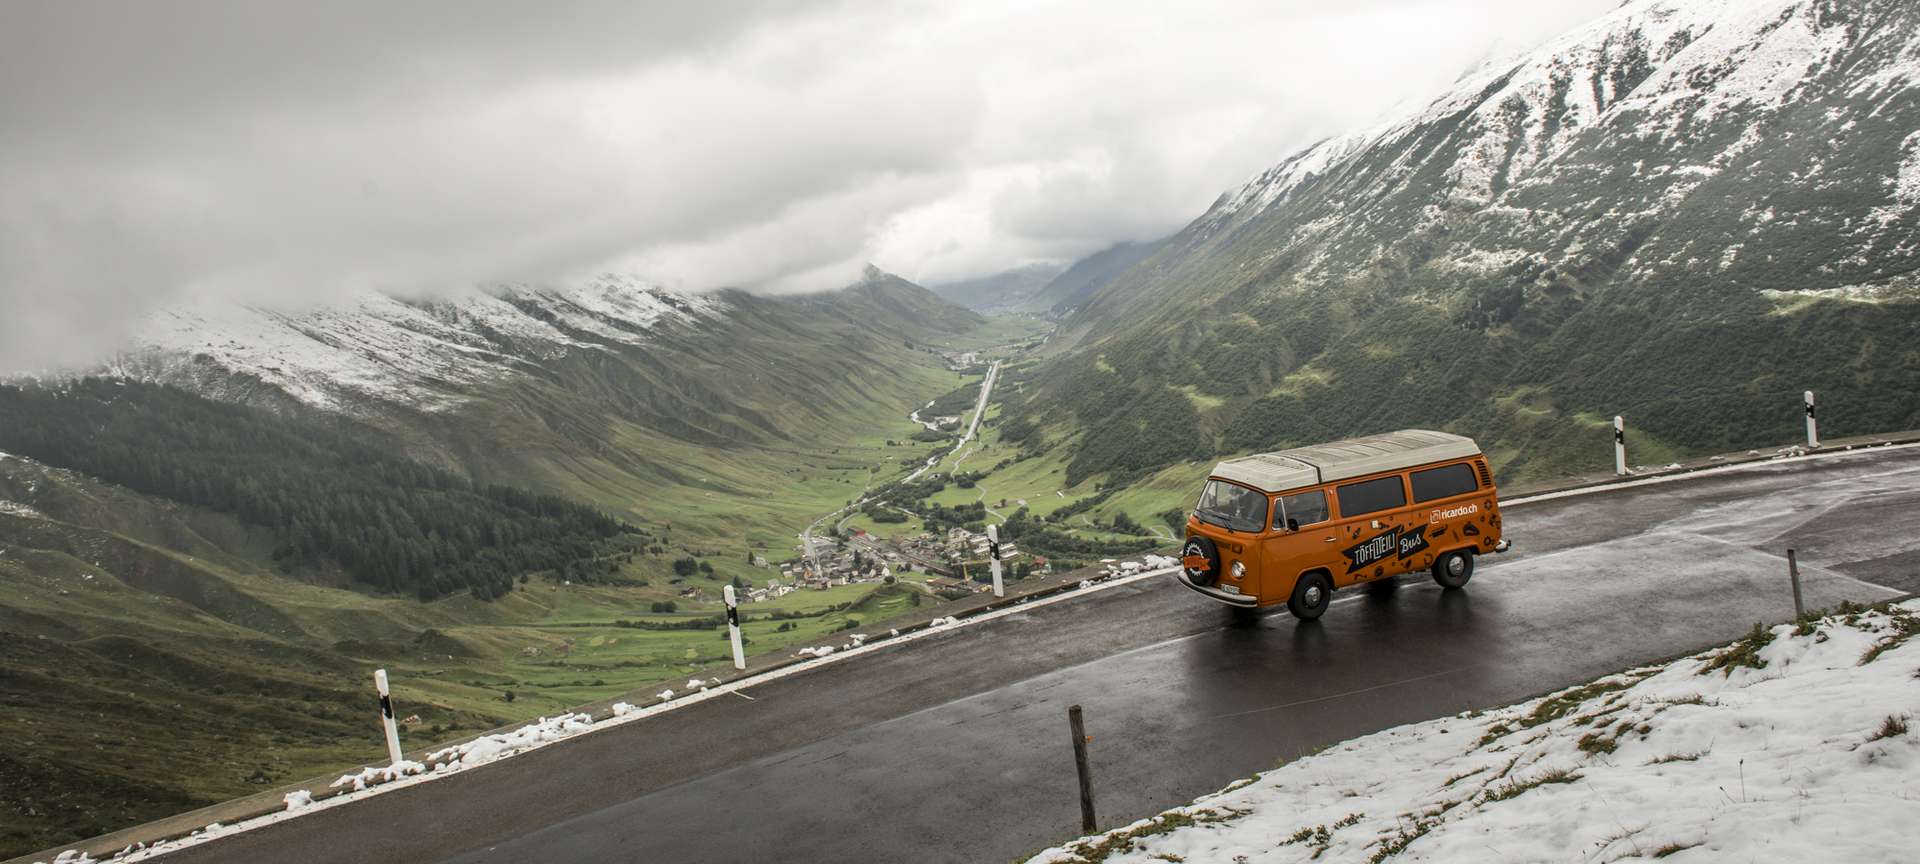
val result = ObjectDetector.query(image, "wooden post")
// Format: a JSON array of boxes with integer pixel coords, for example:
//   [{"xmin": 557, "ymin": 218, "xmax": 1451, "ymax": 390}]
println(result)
[
  {"xmin": 1787, "ymin": 548, "xmax": 1804, "ymax": 619},
  {"xmin": 1068, "ymin": 705, "xmax": 1097, "ymax": 834}
]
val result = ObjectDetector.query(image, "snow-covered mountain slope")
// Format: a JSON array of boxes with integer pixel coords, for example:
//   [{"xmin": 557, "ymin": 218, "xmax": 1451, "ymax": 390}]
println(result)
[
  {"xmin": 104, "ymin": 276, "xmax": 724, "ymax": 414},
  {"xmin": 1084, "ymin": 0, "xmax": 1920, "ymax": 326},
  {"xmin": 1015, "ymin": 0, "xmax": 1920, "ymax": 484},
  {"xmin": 1214, "ymin": 0, "xmax": 1889, "ymax": 218}
]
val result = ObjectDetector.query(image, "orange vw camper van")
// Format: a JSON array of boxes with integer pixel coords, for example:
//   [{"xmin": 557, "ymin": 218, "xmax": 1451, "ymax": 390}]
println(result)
[{"xmin": 1178, "ymin": 430, "xmax": 1509, "ymax": 620}]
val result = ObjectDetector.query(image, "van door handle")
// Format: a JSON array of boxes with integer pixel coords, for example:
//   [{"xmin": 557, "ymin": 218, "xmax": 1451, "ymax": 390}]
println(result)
[{"xmin": 1323, "ymin": 537, "xmax": 1336, "ymax": 543}]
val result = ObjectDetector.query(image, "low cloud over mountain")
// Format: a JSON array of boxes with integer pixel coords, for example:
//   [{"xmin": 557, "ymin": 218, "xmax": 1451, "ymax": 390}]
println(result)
[{"xmin": 1, "ymin": 0, "xmax": 1614, "ymax": 371}]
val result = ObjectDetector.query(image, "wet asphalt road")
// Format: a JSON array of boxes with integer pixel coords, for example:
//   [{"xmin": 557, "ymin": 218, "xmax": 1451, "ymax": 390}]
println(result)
[{"xmin": 162, "ymin": 447, "xmax": 1920, "ymax": 864}]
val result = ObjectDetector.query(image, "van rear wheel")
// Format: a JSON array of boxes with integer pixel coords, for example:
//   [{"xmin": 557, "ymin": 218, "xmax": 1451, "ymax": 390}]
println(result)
[
  {"xmin": 1287, "ymin": 572, "xmax": 1333, "ymax": 621},
  {"xmin": 1432, "ymin": 551, "xmax": 1474, "ymax": 590}
]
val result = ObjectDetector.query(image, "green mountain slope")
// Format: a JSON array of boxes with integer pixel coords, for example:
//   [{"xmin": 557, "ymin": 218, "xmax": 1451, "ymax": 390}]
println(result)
[
  {"xmin": 111, "ymin": 270, "xmax": 988, "ymax": 547},
  {"xmin": 1003, "ymin": 0, "xmax": 1920, "ymax": 489},
  {"xmin": 0, "ymin": 271, "xmax": 1001, "ymax": 858},
  {"xmin": 0, "ymin": 454, "xmax": 502, "ymax": 856},
  {"xmin": 0, "ymin": 380, "xmax": 639, "ymax": 601},
  {"xmin": 929, "ymin": 263, "xmax": 1067, "ymax": 313},
  {"xmin": 1034, "ymin": 239, "xmax": 1167, "ymax": 318}
]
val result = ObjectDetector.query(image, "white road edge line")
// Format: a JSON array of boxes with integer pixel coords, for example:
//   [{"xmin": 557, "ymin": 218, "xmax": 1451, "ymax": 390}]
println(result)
[{"xmin": 77, "ymin": 441, "xmax": 1920, "ymax": 861}]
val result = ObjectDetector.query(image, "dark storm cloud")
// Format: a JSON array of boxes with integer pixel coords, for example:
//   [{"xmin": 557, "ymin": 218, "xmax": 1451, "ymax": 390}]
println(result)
[{"xmin": 0, "ymin": 0, "xmax": 1618, "ymax": 371}]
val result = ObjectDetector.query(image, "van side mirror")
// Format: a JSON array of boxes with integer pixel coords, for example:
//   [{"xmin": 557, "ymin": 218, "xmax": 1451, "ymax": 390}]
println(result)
[{"xmin": 1286, "ymin": 518, "xmax": 1300, "ymax": 532}]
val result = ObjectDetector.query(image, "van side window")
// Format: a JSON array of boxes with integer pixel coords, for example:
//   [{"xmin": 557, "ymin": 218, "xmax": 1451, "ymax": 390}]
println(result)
[
  {"xmin": 1336, "ymin": 475, "xmax": 1406, "ymax": 517},
  {"xmin": 1275, "ymin": 489, "xmax": 1329, "ymax": 531},
  {"xmin": 1411, "ymin": 463, "xmax": 1478, "ymax": 503}
]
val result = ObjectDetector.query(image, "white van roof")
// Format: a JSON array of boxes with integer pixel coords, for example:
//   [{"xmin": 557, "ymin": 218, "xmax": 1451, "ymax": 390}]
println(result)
[{"xmin": 1211, "ymin": 430, "xmax": 1481, "ymax": 493}]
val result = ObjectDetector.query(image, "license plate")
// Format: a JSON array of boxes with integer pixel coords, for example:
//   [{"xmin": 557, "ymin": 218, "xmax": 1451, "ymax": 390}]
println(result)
[{"xmin": 1218, "ymin": 584, "xmax": 1241, "ymax": 595}]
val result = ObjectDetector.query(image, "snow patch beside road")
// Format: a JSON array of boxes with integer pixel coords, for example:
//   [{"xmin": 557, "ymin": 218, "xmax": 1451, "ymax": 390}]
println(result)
[
  {"xmin": 425, "ymin": 713, "xmax": 593, "ymax": 772},
  {"xmin": 331, "ymin": 761, "xmax": 424, "ymax": 793},
  {"xmin": 1027, "ymin": 600, "xmax": 1920, "ymax": 864}
]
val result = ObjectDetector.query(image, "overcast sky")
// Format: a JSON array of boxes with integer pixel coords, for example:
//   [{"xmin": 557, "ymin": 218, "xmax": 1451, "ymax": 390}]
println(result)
[{"xmin": 0, "ymin": 0, "xmax": 1619, "ymax": 370}]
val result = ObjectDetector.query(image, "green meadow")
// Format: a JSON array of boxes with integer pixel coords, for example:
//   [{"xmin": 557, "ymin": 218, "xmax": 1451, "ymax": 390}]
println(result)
[{"xmin": 0, "ymin": 314, "xmax": 1047, "ymax": 858}]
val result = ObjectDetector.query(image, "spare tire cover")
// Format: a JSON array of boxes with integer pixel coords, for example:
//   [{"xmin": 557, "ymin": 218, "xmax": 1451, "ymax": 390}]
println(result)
[{"xmin": 1183, "ymin": 535, "xmax": 1222, "ymax": 586}]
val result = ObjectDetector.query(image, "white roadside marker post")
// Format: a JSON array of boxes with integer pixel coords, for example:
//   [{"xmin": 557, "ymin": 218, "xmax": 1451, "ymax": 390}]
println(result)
[
  {"xmin": 987, "ymin": 523, "xmax": 1005, "ymax": 598},
  {"xmin": 724, "ymin": 584, "xmax": 746, "ymax": 671},
  {"xmin": 1613, "ymin": 416, "xmax": 1628, "ymax": 476},
  {"xmin": 374, "ymin": 669, "xmax": 403, "ymax": 767},
  {"xmin": 1804, "ymin": 390, "xmax": 1819, "ymax": 448}
]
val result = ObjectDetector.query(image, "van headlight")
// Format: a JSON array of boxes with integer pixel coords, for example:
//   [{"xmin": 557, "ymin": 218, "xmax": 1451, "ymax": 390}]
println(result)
[{"xmin": 1230, "ymin": 561, "xmax": 1246, "ymax": 580}]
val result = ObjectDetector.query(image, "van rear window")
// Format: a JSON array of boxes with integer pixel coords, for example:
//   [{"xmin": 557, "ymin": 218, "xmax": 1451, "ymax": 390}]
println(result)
[
  {"xmin": 1411, "ymin": 463, "xmax": 1478, "ymax": 503},
  {"xmin": 1336, "ymin": 475, "xmax": 1406, "ymax": 517}
]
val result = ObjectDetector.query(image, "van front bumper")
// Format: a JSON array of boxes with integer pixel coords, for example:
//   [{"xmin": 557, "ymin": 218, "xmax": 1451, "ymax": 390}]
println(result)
[{"xmin": 1176, "ymin": 570, "xmax": 1258, "ymax": 608}]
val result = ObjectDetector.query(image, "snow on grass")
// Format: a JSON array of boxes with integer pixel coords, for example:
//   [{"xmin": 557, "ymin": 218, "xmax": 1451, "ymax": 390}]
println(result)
[
  {"xmin": 424, "ymin": 713, "xmax": 593, "ymax": 772},
  {"xmin": 1891, "ymin": 130, "xmax": 1920, "ymax": 209},
  {"xmin": 0, "ymin": 500, "xmax": 44, "ymax": 519},
  {"xmin": 331, "ymin": 761, "xmax": 426, "ymax": 793},
  {"xmin": 1027, "ymin": 600, "xmax": 1920, "ymax": 864}
]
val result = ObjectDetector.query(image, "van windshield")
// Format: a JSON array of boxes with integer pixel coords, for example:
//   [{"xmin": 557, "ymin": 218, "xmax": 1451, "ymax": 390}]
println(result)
[{"xmin": 1194, "ymin": 479, "xmax": 1267, "ymax": 533}]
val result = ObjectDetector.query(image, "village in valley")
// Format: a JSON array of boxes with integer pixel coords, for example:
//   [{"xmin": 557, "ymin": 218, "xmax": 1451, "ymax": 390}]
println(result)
[
  {"xmin": 716, "ymin": 346, "xmax": 1055, "ymax": 604},
  {"xmin": 698, "ymin": 524, "xmax": 1049, "ymax": 607}
]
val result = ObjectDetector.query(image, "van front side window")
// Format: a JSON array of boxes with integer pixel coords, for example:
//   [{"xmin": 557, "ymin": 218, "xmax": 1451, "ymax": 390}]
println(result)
[
  {"xmin": 1276, "ymin": 489, "xmax": 1329, "ymax": 531},
  {"xmin": 1336, "ymin": 475, "xmax": 1406, "ymax": 517},
  {"xmin": 1195, "ymin": 480, "xmax": 1267, "ymax": 532}
]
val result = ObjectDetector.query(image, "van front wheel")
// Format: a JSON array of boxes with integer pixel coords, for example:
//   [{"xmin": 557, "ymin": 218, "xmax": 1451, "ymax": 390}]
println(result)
[
  {"xmin": 1287, "ymin": 572, "xmax": 1333, "ymax": 621},
  {"xmin": 1432, "ymin": 551, "xmax": 1475, "ymax": 590}
]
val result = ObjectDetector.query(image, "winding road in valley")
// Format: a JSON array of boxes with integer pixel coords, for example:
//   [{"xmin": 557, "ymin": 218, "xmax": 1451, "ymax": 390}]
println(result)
[
  {"xmin": 801, "ymin": 360, "xmax": 1001, "ymax": 572},
  {"xmin": 154, "ymin": 444, "xmax": 1920, "ymax": 864}
]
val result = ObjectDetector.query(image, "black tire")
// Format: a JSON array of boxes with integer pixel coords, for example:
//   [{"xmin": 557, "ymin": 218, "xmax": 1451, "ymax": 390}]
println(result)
[
  {"xmin": 1287, "ymin": 571, "xmax": 1333, "ymax": 621},
  {"xmin": 1183, "ymin": 535, "xmax": 1221, "ymax": 587},
  {"xmin": 1432, "ymin": 550, "xmax": 1475, "ymax": 590}
]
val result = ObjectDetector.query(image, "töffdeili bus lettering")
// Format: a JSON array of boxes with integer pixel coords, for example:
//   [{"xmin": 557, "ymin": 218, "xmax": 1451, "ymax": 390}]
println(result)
[{"xmin": 1344, "ymin": 524, "xmax": 1430, "ymax": 573}]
